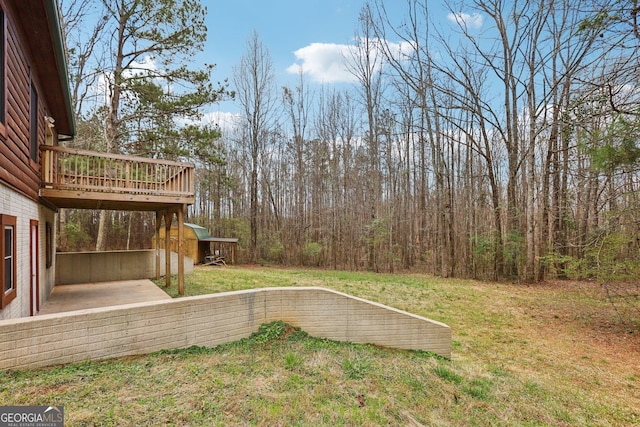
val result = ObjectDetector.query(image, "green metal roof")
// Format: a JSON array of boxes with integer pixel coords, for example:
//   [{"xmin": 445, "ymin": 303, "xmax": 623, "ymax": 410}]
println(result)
[
  {"xmin": 184, "ymin": 223, "xmax": 213, "ymax": 240},
  {"xmin": 182, "ymin": 223, "xmax": 238, "ymax": 242}
]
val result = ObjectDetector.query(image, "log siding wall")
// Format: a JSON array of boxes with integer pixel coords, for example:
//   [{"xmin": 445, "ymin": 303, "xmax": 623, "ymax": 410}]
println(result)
[
  {"xmin": 0, "ymin": 0, "xmax": 62, "ymax": 319},
  {"xmin": 0, "ymin": 0, "xmax": 52, "ymax": 202}
]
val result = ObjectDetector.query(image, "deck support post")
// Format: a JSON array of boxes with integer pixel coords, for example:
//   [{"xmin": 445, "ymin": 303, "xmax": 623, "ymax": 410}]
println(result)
[
  {"xmin": 164, "ymin": 211, "xmax": 173, "ymax": 288},
  {"xmin": 157, "ymin": 206, "xmax": 186, "ymax": 294},
  {"xmin": 155, "ymin": 211, "xmax": 161, "ymax": 280},
  {"xmin": 177, "ymin": 205, "xmax": 185, "ymax": 295}
]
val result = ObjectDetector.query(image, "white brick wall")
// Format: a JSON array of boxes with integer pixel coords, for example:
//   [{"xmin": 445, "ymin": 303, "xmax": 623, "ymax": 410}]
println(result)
[
  {"xmin": 0, "ymin": 287, "xmax": 451, "ymax": 370},
  {"xmin": 0, "ymin": 186, "xmax": 56, "ymax": 321}
]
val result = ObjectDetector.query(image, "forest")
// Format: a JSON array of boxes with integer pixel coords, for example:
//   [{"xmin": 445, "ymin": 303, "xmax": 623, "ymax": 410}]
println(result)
[{"xmin": 58, "ymin": 0, "xmax": 640, "ymax": 283}]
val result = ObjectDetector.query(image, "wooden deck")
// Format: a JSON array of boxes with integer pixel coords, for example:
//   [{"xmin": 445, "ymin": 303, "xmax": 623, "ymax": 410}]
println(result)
[
  {"xmin": 39, "ymin": 145, "xmax": 193, "ymax": 294},
  {"xmin": 40, "ymin": 145, "xmax": 195, "ymax": 211}
]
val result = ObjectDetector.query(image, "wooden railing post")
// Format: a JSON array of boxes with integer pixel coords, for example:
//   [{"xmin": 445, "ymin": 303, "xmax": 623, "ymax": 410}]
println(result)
[
  {"xmin": 125, "ymin": 161, "xmax": 130, "ymax": 189},
  {"xmin": 41, "ymin": 147, "xmax": 54, "ymax": 187}
]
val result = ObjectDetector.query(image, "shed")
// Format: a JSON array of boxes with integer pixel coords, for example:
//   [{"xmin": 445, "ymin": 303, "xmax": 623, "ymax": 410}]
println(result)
[{"xmin": 154, "ymin": 223, "xmax": 238, "ymax": 264}]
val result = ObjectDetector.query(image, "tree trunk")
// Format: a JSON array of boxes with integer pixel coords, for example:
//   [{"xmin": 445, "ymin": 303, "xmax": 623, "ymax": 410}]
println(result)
[{"xmin": 95, "ymin": 210, "xmax": 108, "ymax": 251}]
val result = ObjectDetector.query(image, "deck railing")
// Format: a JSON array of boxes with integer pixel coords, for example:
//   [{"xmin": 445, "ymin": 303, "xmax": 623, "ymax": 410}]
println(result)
[{"xmin": 41, "ymin": 145, "xmax": 194, "ymax": 197}]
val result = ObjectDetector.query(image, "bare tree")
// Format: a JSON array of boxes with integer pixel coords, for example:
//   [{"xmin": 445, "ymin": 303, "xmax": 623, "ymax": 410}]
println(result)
[
  {"xmin": 347, "ymin": 3, "xmax": 385, "ymax": 271},
  {"xmin": 164, "ymin": 0, "xmax": 640, "ymax": 286},
  {"xmin": 233, "ymin": 31, "xmax": 277, "ymax": 262},
  {"xmin": 60, "ymin": 0, "xmax": 109, "ymax": 120},
  {"xmin": 282, "ymin": 71, "xmax": 313, "ymax": 265}
]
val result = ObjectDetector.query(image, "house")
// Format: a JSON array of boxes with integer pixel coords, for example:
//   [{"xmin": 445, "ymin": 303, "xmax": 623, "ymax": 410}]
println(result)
[
  {"xmin": 0, "ymin": 0, "xmax": 194, "ymax": 320},
  {"xmin": 155, "ymin": 222, "xmax": 238, "ymax": 264}
]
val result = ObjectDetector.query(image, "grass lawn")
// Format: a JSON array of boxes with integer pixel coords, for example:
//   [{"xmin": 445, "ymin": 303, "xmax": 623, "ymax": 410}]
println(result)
[{"xmin": 1, "ymin": 266, "xmax": 639, "ymax": 426}]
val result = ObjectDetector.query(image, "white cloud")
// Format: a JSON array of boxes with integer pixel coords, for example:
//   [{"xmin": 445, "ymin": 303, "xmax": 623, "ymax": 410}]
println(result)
[
  {"xmin": 385, "ymin": 40, "xmax": 416, "ymax": 61},
  {"xmin": 287, "ymin": 42, "xmax": 357, "ymax": 84},
  {"xmin": 447, "ymin": 12, "xmax": 484, "ymax": 30},
  {"xmin": 287, "ymin": 39, "xmax": 414, "ymax": 84},
  {"xmin": 202, "ymin": 110, "xmax": 243, "ymax": 134},
  {"xmin": 87, "ymin": 56, "xmax": 162, "ymax": 108},
  {"xmin": 124, "ymin": 56, "xmax": 160, "ymax": 78}
]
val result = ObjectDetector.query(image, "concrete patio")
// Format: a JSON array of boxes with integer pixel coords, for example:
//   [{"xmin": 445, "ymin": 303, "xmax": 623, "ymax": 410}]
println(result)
[{"xmin": 39, "ymin": 279, "xmax": 172, "ymax": 315}]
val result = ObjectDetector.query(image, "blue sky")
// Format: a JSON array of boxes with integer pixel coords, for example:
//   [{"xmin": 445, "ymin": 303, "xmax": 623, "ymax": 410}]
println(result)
[
  {"xmin": 63, "ymin": 0, "xmax": 484, "ymax": 127},
  {"xmin": 194, "ymin": 1, "xmax": 478, "ymax": 125},
  {"xmin": 203, "ymin": 1, "xmax": 371, "ymax": 86},
  {"xmin": 197, "ymin": 0, "xmax": 382, "ymax": 125}
]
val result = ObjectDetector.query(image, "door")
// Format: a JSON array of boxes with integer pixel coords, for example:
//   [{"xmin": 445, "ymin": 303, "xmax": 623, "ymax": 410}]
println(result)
[{"xmin": 30, "ymin": 220, "xmax": 39, "ymax": 315}]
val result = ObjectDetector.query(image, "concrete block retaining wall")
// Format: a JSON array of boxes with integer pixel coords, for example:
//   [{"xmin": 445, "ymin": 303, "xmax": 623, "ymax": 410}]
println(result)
[
  {"xmin": 56, "ymin": 250, "xmax": 194, "ymax": 285},
  {"xmin": 0, "ymin": 287, "xmax": 451, "ymax": 371}
]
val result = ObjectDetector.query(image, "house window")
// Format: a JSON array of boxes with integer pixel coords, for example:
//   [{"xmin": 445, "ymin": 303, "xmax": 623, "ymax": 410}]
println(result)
[
  {"xmin": 1, "ymin": 214, "xmax": 17, "ymax": 309},
  {"xmin": 30, "ymin": 83, "xmax": 38, "ymax": 162},
  {"xmin": 45, "ymin": 221, "xmax": 53, "ymax": 268}
]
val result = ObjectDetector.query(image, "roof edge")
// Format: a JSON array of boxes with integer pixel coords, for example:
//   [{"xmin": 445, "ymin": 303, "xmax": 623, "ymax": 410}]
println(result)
[{"xmin": 44, "ymin": 0, "xmax": 76, "ymax": 138}]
